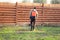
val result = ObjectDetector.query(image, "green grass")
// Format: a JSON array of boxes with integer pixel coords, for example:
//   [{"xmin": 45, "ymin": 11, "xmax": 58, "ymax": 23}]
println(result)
[{"xmin": 0, "ymin": 26, "xmax": 60, "ymax": 40}]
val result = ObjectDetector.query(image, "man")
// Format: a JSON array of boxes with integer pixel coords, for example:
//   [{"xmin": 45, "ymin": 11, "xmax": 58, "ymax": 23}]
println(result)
[{"xmin": 30, "ymin": 7, "xmax": 38, "ymax": 31}]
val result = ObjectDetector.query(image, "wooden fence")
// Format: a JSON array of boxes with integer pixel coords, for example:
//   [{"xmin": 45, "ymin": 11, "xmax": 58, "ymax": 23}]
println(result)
[{"xmin": 0, "ymin": 2, "xmax": 60, "ymax": 26}]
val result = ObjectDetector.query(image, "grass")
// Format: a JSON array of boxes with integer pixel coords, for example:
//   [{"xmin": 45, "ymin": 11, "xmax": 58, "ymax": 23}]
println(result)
[{"xmin": 0, "ymin": 26, "xmax": 60, "ymax": 40}]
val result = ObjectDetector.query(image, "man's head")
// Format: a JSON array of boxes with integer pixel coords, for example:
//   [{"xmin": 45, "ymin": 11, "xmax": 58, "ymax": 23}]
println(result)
[{"xmin": 34, "ymin": 7, "xmax": 36, "ymax": 9}]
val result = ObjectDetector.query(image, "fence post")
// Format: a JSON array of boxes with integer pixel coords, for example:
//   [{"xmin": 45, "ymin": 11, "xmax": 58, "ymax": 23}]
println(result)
[
  {"xmin": 16, "ymin": 2, "xmax": 18, "ymax": 25},
  {"xmin": 42, "ymin": 3, "xmax": 44, "ymax": 16},
  {"xmin": 41, "ymin": 3, "xmax": 44, "ymax": 26}
]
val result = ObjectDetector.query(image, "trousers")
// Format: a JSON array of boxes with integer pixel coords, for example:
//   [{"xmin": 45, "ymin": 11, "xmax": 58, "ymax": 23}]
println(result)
[{"xmin": 30, "ymin": 16, "xmax": 35, "ymax": 31}]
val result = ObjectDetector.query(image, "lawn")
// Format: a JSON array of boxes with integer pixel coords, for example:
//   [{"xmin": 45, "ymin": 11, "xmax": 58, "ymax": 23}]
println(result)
[{"xmin": 0, "ymin": 26, "xmax": 60, "ymax": 40}]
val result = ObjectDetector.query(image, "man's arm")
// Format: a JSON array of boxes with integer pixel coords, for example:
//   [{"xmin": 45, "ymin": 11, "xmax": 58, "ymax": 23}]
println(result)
[
  {"xmin": 29, "ymin": 9, "xmax": 33, "ymax": 18},
  {"xmin": 35, "ymin": 10, "xmax": 38, "ymax": 18}
]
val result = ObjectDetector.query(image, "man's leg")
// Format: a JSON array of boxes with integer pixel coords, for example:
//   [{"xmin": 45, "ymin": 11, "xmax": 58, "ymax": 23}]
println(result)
[
  {"xmin": 33, "ymin": 20, "xmax": 35, "ymax": 30},
  {"xmin": 30, "ymin": 19, "xmax": 33, "ymax": 31},
  {"xmin": 32, "ymin": 18, "xmax": 35, "ymax": 30},
  {"xmin": 32, "ymin": 22, "xmax": 34, "ymax": 30}
]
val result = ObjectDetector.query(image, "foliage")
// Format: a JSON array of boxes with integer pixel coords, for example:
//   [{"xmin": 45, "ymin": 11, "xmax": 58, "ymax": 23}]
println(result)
[
  {"xmin": 0, "ymin": 26, "xmax": 60, "ymax": 40},
  {"xmin": 34, "ymin": 0, "xmax": 46, "ymax": 3},
  {"xmin": 51, "ymin": 0, "xmax": 60, "ymax": 4}
]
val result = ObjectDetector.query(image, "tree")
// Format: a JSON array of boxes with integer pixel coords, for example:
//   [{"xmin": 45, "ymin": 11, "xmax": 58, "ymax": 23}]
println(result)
[
  {"xmin": 34, "ymin": 0, "xmax": 46, "ymax": 3},
  {"xmin": 51, "ymin": 0, "xmax": 60, "ymax": 4},
  {"xmin": 22, "ymin": 0, "xmax": 27, "ymax": 3}
]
